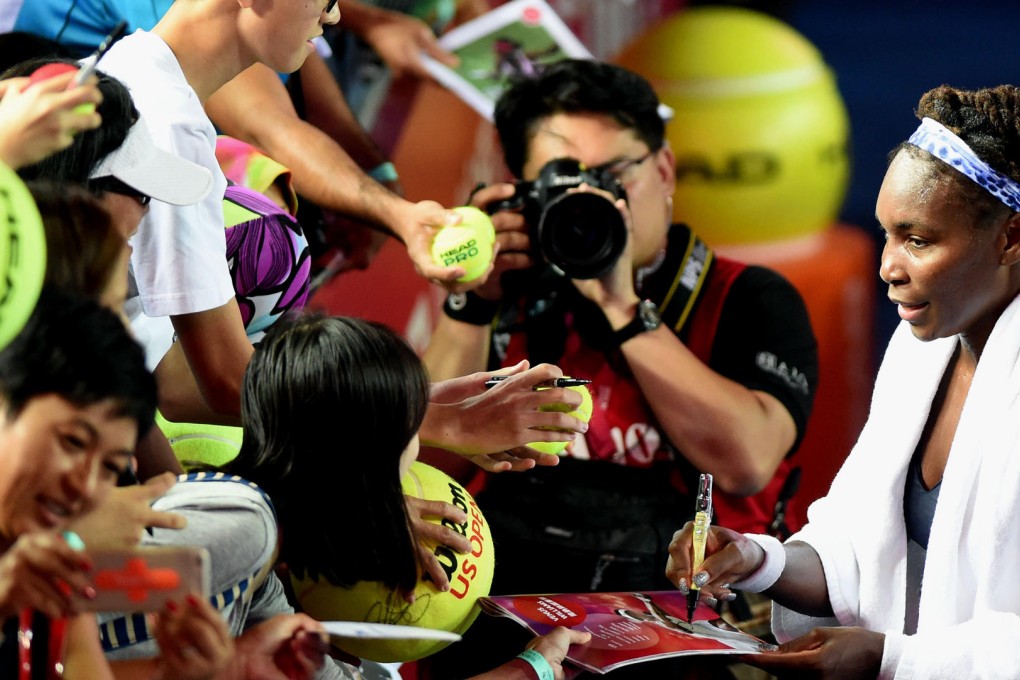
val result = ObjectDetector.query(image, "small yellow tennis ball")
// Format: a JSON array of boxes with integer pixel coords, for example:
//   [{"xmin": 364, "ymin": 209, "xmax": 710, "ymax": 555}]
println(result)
[
  {"xmin": 431, "ymin": 206, "xmax": 495, "ymax": 282},
  {"xmin": 527, "ymin": 384, "xmax": 594, "ymax": 456}
]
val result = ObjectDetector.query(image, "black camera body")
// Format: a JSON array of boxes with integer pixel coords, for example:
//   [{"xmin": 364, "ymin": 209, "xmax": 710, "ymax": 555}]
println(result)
[{"xmin": 489, "ymin": 158, "xmax": 628, "ymax": 279}]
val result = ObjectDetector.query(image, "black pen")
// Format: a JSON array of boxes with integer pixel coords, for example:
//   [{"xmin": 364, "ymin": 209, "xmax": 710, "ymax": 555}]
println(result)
[
  {"xmin": 75, "ymin": 20, "xmax": 127, "ymax": 85},
  {"xmin": 484, "ymin": 376, "xmax": 592, "ymax": 390}
]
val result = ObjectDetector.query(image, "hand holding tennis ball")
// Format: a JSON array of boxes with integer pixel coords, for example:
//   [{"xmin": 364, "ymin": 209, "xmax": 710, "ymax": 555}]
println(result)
[
  {"xmin": 430, "ymin": 206, "xmax": 496, "ymax": 282},
  {"xmin": 528, "ymin": 384, "xmax": 594, "ymax": 456},
  {"xmin": 28, "ymin": 63, "xmax": 97, "ymax": 115}
]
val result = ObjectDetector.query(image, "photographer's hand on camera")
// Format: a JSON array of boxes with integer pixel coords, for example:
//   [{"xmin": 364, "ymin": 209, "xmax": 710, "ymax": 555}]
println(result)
[
  {"xmin": 567, "ymin": 187, "xmax": 640, "ymax": 328},
  {"xmin": 469, "ymin": 182, "xmax": 534, "ymax": 302}
]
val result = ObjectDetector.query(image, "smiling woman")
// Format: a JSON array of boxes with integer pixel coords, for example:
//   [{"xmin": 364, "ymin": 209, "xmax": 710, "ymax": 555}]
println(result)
[
  {"xmin": 0, "ymin": 288, "xmax": 156, "ymax": 548},
  {"xmin": 0, "ymin": 288, "xmax": 158, "ymax": 677},
  {"xmin": 0, "ymin": 290, "xmax": 260, "ymax": 680}
]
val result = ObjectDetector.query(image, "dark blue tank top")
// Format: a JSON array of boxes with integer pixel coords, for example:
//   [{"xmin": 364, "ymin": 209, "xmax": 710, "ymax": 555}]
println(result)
[{"xmin": 904, "ymin": 448, "xmax": 941, "ymax": 549}]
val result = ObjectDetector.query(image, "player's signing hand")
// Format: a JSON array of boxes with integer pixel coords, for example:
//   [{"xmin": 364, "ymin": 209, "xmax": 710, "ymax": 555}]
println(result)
[{"xmin": 740, "ymin": 626, "xmax": 885, "ymax": 680}]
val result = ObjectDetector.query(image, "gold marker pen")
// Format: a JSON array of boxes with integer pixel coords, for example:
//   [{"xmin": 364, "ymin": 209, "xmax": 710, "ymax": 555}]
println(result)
[{"xmin": 686, "ymin": 473, "xmax": 713, "ymax": 622}]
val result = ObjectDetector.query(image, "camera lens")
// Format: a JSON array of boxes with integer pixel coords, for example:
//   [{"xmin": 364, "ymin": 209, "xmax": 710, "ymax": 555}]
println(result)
[{"xmin": 539, "ymin": 192, "xmax": 627, "ymax": 279}]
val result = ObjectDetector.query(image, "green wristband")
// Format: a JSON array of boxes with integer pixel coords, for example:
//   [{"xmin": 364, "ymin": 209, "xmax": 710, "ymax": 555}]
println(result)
[
  {"xmin": 516, "ymin": 648, "xmax": 554, "ymax": 680},
  {"xmin": 367, "ymin": 161, "xmax": 399, "ymax": 183}
]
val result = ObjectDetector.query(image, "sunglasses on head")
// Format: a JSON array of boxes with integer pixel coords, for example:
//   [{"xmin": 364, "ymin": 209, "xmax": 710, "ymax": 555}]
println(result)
[{"xmin": 89, "ymin": 176, "xmax": 151, "ymax": 206}]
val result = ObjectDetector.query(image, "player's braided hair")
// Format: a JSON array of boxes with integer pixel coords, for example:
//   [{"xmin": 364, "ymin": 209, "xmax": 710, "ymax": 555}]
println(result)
[
  {"xmin": 892, "ymin": 84, "xmax": 1020, "ymax": 226},
  {"xmin": 917, "ymin": 84, "xmax": 1020, "ymax": 183}
]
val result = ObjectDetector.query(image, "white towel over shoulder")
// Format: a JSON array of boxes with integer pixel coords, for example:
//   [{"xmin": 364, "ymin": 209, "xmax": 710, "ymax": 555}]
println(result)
[{"xmin": 772, "ymin": 293, "xmax": 1020, "ymax": 680}]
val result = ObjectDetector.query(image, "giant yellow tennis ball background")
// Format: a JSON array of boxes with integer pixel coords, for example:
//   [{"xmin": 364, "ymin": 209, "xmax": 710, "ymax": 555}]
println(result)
[
  {"xmin": 291, "ymin": 461, "xmax": 494, "ymax": 662},
  {"xmin": 527, "ymin": 384, "xmax": 594, "ymax": 456},
  {"xmin": 616, "ymin": 6, "xmax": 849, "ymax": 245},
  {"xmin": 0, "ymin": 163, "xmax": 45, "ymax": 350},
  {"xmin": 430, "ymin": 206, "xmax": 495, "ymax": 282}
]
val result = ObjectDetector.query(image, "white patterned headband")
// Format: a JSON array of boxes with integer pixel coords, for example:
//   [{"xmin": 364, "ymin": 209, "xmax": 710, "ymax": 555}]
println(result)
[{"xmin": 907, "ymin": 117, "xmax": 1020, "ymax": 212}]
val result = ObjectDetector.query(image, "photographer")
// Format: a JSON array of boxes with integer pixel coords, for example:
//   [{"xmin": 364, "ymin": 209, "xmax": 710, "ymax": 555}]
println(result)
[{"xmin": 423, "ymin": 59, "xmax": 819, "ymax": 677}]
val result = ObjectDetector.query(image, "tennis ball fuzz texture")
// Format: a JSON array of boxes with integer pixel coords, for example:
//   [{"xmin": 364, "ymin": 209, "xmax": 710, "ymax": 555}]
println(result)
[
  {"xmin": 527, "ymin": 384, "xmax": 594, "ymax": 456},
  {"xmin": 430, "ymin": 206, "xmax": 495, "ymax": 282}
]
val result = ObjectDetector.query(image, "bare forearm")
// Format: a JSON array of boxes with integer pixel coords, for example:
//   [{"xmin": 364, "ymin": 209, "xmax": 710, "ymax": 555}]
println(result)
[
  {"xmin": 620, "ymin": 327, "xmax": 795, "ymax": 495},
  {"xmin": 422, "ymin": 315, "xmax": 492, "ymax": 380},
  {"xmin": 334, "ymin": 0, "xmax": 391, "ymax": 36},
  {"xmin": 134, "ymin": 426, "xmax": 185, "ymax": 480},
  {"xmin": 155, "ymin": 341, "xmax": 246, "ymax": 425},
  {"xmin": 468, "ymin": 659, "xmax": 537, "ymax": 680},
  {"xmin": 766, "ymin": 540, "xmax": 834, "ymax": 618},
  {"xmin": 296, "ymin": 52, "xmax": 388, "ymax": 171},
  {"xmin": 418, "ymin": 401, "xmax": 463, "ymax": 449},
  {"xmin": 65, "ymin": 616, "xmax": 115, "ymax": 680},
  {"xmin": 109, "ymin": 659, "xmax": 162, "ymax": 680},
  {"xmin": 165, "ymin": 303, "xmax": 254, "ymax": 422},
  {"xmin": 205, "ymin": 64, "xmax": 405, "ymax": 230}
]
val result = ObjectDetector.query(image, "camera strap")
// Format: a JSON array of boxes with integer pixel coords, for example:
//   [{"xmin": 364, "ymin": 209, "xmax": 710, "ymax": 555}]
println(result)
[
  {"xmin": 641, "ymin": 227, "xmax": 801, "ymax": 536},
  {"xmin": 651, "ymin": 227, "xmax": 715, "ymax": 335}
]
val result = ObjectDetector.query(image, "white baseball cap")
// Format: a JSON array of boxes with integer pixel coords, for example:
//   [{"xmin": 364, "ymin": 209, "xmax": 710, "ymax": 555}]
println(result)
[{"xmin": 89, "ymin": 116, "xmax": 214, "ymax": 206}]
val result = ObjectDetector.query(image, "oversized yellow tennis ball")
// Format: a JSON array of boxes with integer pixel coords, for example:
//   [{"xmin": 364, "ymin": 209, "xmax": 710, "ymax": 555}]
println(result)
[
  {"xmin": 291, "ymin": 461, "xmax": 494, "ymax": 662},
  {"xmin": 616, "ymin": 6, "xmax": 849, "ymax": 245},
  {"xmin": 0, "ymin": 162, "xmax": 45, "ymax": 350},
  {"xmin": 156, "ymin": 412, "xmax": 243, "ymax": 469},
  {"xmin": 430, "ymin": 206, "xmax": 495, "ymax": 282},
  {"xmin": 527, "ymin": 384, "xmax": 594, "ymax": 456}
]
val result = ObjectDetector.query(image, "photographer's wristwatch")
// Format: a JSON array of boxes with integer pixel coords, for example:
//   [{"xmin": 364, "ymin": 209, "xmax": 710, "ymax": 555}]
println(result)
[
  {"xmin": 443, "ymin": 291, "xmax": 500, "ymax": 326},
  {"xmin": 611, "ymin": 299, "xmax": 662, "ymax": 348}
]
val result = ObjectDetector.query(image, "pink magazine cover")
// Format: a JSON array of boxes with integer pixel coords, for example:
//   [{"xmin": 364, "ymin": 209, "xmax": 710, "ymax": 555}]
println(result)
[{"xmin": 479, "ymin": 590, "xmax": 774, "ymax": 675}]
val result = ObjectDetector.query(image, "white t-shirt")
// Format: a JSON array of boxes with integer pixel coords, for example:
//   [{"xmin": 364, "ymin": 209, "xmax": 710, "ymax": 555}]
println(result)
[{"xmin": 96, "ymin": 30, "xmax": 234, "ymax": 366}]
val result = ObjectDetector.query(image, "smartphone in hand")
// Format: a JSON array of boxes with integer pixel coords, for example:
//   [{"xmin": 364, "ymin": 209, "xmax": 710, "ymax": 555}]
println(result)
[{"xmin": 72, "ymin": 546, "xmax": 210, "ymax": 612}]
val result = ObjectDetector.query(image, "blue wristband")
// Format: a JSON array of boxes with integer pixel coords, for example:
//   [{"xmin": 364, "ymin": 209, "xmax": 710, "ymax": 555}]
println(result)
[
  {"xmin": 516, "ymin": 648, "xmax": 554, "ymax": 680},
  {"xmin": 367, "ymin": 161, "xmax": 399, "ymax": 183}
]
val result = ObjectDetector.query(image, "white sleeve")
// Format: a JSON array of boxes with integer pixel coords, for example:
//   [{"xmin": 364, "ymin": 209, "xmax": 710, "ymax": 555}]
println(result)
[
  {"xmin": 129, "ymin": 118, "xmax": 233, "ymax": 318},
  {"xmin": 880, "ymin": 613, "xmax": 1020, "ymax": 679},
  {"xmin": 770, "ymin": 482, "xmax": 864, "ymax": 642}
]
